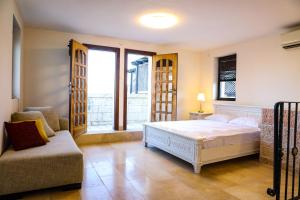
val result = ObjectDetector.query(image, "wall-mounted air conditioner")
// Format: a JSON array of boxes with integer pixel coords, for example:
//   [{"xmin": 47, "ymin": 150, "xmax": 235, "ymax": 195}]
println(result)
[{"xmin": 281, "ymin": 28, "xmax": 300, "ymax": 49}]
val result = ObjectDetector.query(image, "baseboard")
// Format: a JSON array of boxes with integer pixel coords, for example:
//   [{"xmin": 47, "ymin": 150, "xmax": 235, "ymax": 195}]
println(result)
[{"xmin": 75, "ymin": 130, "xmax": 143, "ymax": 145}]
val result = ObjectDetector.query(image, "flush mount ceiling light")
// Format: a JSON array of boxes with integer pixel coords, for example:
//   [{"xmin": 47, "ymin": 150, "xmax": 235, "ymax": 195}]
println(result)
[{"xmin": 139, "ymin": 13, "xmax": 178, "ymax": 29}]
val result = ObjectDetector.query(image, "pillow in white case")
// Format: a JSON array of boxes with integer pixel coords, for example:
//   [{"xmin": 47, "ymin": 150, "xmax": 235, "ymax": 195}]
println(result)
[
  {"xmin": 229, "ymin": 117, "xmax": 258, "ymax": 128},
  {"xmin": 204, "ymin": 114, "xmax": 233, "ymax": 123}
]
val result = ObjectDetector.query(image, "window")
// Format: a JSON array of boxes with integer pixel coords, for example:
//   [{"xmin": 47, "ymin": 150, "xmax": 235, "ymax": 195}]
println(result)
[
  {"xmin": 128, "ymin": 57, "xmax": 149, "ymax": 94},
  {"xmin": 217, "ymin": 54, "xmax": 236, "ymax": 101},
  {"xmin": 12, "ymin": 16, "xmax": 21, "ymax": 99}
]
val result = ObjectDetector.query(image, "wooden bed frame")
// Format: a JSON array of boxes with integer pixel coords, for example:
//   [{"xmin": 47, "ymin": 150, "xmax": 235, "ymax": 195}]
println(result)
[{"xmin": 143, "ymin": 103, "xmax": 261, "ymax": 173}]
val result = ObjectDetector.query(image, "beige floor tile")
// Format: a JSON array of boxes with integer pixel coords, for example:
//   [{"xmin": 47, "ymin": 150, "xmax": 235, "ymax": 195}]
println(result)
[
  {"xmin": 80, "ymin": 186, "xmax": 112, "ymax": 200},
  {"xmin": 19, "ymin": 141, "xmax": 280, "ymax": 200},
  {"xmin": 82, "ymin": 167, "xmax": 104, "ymax": 188},
  {"xmin": 101, "ymin": 174, "xmax": 144, "ymax": 200},
  {"xmin": 109, "ymin": 188, "xmax": 144, "ymax": 200},
  {"xmin": 82, "ymin": 155, "xmax": 93, "ymax": 169},
  {"xmin": 50, "ymin": 190, "xmax": 81, "ymax": 200},
  {"xmin": 93, "ymin": 162, "xmax": 119, "ymax": 177},
  {"xmin": 129, "ymin": 177, "xmax": 178, "ymax": 195},
  {"xmin": 101, "ymin": 174, "xmax": 134, "ymax": 190}
]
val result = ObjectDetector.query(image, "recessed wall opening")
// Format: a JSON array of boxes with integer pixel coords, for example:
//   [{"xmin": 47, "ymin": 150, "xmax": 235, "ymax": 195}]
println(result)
[
  {"xmin": 86, "ymin": 45, "xmax": 120, "ymax": 132},
  {"xmin": 124, "ymin": 49, "xmax": 156, "ymax": 131},
  {"xmin": 12, "ymin": 15, "xmax": 21, "ymax": 99}
]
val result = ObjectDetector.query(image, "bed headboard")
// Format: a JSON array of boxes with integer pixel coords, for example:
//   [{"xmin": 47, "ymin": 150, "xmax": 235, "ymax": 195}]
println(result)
[{"xmin": 214, "ymin": 103, "xmax": 262, "ymax": 121}]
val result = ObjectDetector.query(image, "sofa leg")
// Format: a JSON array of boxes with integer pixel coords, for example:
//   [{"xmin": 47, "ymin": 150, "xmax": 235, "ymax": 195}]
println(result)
[
  {"xmin": 193, "ymin": 164, "xmax": 202, "ymax": 174},
  {"xmin": 62, "ymin": 183, "xmax": 82, "ymax": 191}
]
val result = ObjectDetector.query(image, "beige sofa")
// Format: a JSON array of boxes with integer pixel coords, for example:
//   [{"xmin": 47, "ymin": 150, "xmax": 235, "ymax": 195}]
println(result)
[{"xmin": 0, "ymin": 118, "xmax": 83, "ymax": 197}]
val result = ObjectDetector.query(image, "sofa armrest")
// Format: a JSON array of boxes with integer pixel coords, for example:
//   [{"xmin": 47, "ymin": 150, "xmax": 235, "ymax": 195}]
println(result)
[{"xmin": 59, "ymin": 118, "xmax": 69, "ymax": 130}]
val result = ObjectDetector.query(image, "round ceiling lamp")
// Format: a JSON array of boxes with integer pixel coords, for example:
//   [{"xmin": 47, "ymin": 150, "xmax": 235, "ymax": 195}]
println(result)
[{"xmin": 139, "ymin": 12, "xmax": 178, "ymax": 29}]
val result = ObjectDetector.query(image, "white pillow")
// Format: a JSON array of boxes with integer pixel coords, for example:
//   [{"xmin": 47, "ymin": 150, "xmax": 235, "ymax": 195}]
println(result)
[
  {"xmin": 229, "ymin": 117, "xmax": 258, "ymax": 127},
  {"xmin": 204, "ymin": 114, "xmax": 233, "ymax": 123}
]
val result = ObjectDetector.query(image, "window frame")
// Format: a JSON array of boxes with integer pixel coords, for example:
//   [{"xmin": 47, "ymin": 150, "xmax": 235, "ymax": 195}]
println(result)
[
  {"xmin": 217, "ymin": 54, "xmax": 237, "ymax": 101},
  {"xmin": 12, "ymin": 15, "xmax": 21, "ymax": 99},
  {"xmin": 83, "ymin": 43, "xmax": 121, "ymax": 130},
  {"xmin": 123, "ymin": 49, "xmax": 156, "ymax": 130}
]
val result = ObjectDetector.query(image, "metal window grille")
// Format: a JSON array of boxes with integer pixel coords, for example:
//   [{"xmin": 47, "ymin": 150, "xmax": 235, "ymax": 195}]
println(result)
[{"xmin": 218, "ymin": 54, "xmax": 236, "ymax": 100}]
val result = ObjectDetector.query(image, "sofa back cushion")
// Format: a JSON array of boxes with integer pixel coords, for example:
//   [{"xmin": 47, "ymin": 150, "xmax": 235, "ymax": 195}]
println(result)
[
  {"xmin": 4, "ymin": 121, "xmax": 46, "ymax": 150},
  {"xmin": 24, "ymin": 107, "xmax": 60, "ymax": 131},
  {"xmin": 11, "ymin": 111, "xmax": 55, "ymax": 137}
]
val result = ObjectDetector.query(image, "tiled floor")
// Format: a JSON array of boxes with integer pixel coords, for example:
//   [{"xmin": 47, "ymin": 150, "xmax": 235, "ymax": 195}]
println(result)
[{"xmin": 21, "ymin": 141, "xmax": 276, "ymax": 200}]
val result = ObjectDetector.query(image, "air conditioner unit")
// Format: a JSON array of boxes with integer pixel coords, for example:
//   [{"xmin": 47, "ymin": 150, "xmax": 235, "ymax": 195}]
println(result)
[{"xmin": 281, "ymin": 28, "xmax": 300, "ymax": 49}]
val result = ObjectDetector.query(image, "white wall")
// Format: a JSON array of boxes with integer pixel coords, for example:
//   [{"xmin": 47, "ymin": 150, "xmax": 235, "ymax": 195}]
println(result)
[
  {"xmin": 159, "ymin": 46, "xmax": 202, "ymax": 119},
  {"xmin": 0, "ymin": 0, "xmax": 24, "ymax": 153},
  {"xmin": 23, "ymin": 28, "xmax": 202, "ymax": 129},
  {"xmin": 199, "ymin": 34, "xmax": 300, "ymax": 112}
]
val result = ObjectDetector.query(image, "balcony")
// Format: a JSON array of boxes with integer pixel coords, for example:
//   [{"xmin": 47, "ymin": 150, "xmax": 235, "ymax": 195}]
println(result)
[{"xmin": 87, "ymin": 93, "xmax": 148, "ymax": 132}]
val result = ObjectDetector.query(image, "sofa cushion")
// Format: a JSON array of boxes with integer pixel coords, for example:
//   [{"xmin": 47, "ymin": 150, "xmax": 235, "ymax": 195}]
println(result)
[
  {"xmin": 33, "ymin": 119, "xmax": 49, "ymax": 142},
  {"xmin": 0, "ymin": 131, "xmax": 83, "ymax": 195},
  {"xmin": 24, "ymin": 107, "xmax": 60, "ymax": 132},
  {"xmin": 4, "ymin": 121, "xmax": 46, "ymax": 151},
  {"xmin": 59, "ymin": 118, "xmax": 69, "ymax": 131},
  {"xmin": 0, "ymin": 128, "xmax": 9, "ymax": 156},
  {"xmin": 11, "ymin": 111, "xmax": 55, "ymax": 137}
]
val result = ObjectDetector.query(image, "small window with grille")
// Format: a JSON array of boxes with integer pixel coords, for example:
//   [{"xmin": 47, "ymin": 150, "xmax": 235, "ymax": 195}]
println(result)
[{"xmin": 217, "ymin": 54, "xmax": 236, "ymax": 101}]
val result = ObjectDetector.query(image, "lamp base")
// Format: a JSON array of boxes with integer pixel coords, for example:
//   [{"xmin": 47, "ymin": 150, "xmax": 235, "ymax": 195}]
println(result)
[{"xmin": 198, "ymin": 102, "xmax": 204, "ymax": 113}]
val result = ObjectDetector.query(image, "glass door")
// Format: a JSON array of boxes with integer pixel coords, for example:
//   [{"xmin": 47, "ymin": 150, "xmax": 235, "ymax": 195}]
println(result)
[
  {"xmin": 124, "ymin": 49, "xmax": 155, "ymax": 130},
  {"xmin": 86, "ymin": 44, "xmax": 120, "ymax": 132}
]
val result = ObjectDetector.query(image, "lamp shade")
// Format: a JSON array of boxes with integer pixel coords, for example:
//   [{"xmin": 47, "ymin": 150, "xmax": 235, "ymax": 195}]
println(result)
[{"xmin": 197, "ymin": 93, "xmax": 205, "ymax": 102}]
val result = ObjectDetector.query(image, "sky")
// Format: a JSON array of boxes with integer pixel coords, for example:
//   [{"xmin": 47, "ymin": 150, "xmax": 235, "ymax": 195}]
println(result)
[
  {"xmin": 88, "ymin": 49, "xmax": 150, "ymax": 95},
  {"xmin": 88, "ymin": 50, "xmax": 115, "ymax": 95}
]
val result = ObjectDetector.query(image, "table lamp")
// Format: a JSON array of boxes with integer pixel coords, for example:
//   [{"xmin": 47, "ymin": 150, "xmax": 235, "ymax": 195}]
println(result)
[{"xmin": 197, "ymin": 93, "xmax": 205, "ymax": 113}]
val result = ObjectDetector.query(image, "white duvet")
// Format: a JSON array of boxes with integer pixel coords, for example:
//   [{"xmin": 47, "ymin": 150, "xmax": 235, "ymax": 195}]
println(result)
[{"xmin": 144, "ymin": 120, "xmax": 260, "ymax": 147}]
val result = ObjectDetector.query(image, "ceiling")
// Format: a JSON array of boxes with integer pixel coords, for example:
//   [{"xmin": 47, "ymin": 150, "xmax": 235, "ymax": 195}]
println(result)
[{"xmin": 16, "ymin": 0, "xmax": 300, "ymax": 50}]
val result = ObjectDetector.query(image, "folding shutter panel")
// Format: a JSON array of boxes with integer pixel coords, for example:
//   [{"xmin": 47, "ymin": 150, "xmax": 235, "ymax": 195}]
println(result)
[
  {"xmin": 68, "ymin": 39, "xmax": 88, "ymax": 137},
  {"xmin": 151, "ymin": 53, "xmax": 178, "ymax": 122}
]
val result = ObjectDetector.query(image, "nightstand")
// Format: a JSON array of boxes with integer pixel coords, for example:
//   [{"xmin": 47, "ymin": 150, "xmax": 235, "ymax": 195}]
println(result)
[{"xmin": 189, "ymin": 112, "xmax": 212, "ymax": 120}]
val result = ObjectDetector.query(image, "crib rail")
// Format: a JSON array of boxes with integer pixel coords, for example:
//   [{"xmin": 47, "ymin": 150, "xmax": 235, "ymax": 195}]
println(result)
[{"xmin": 267, "ymin": 101, "xmax": 300, "ymax": 200}]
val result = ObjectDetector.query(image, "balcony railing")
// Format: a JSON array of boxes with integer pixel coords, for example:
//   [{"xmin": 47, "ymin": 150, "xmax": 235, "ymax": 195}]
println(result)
[{"xmin": 87, "ymin": 93, "xmax": 148, "ymax": 130}]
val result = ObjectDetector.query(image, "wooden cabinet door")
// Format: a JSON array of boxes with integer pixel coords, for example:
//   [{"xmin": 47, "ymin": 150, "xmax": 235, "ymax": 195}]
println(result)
[
  {"xmin": 151, "ymin": 53, "xmax": 178, "ymax": 122},
  {"xmin": 68, "ymin": 39, "xmax": 88, "ymax": 137}
]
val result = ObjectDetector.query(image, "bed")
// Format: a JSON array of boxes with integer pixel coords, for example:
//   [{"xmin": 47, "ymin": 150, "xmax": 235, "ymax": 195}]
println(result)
[{"xmin": 143, "ymin": 104, "xmax": 261, "ymax": 173}]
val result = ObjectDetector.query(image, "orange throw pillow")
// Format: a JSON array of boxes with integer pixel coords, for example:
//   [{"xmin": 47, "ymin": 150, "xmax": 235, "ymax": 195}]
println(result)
[{"xmin": 5, "ymin": 121, "xmax": 46, "ymax": 150}]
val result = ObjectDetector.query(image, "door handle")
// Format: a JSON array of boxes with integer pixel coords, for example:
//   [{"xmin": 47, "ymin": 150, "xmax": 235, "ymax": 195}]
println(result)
[{"xmin": 68, "ymin": 82, "xmax": 73, "ymax": 94}]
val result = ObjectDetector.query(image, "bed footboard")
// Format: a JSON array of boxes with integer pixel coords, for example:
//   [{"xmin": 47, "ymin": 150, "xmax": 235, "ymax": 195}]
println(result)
[
  {"xmin": 144, "ymin": 124, "xmax": 259, "ymax": 174},
  {"xmin": 144, "ymin": 125, "xmax": 201, "ymax": 173}
]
